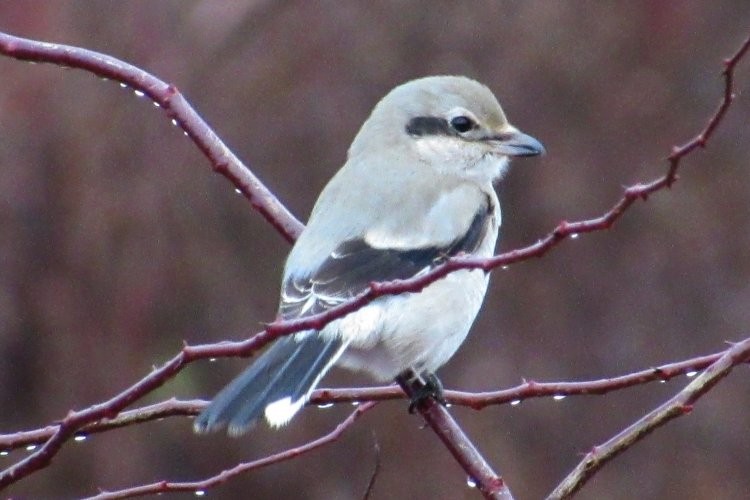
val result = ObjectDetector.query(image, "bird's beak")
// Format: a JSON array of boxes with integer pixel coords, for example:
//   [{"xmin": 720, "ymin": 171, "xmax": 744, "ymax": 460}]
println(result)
[{"xmin": 486, "ymin": 127, "xmax": 545, "ymax": 157}]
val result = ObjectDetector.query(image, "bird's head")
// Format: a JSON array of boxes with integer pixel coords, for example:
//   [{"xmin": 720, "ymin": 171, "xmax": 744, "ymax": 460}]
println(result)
[{"xmin": 349, "ymin": 75, "xmax": 544, "ymax": 184}]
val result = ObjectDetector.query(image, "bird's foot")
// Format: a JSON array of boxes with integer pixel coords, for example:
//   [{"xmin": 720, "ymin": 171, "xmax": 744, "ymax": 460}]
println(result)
[{"xmin": 398, "ymin": 371, "xmax": 446, "ymax": 413}]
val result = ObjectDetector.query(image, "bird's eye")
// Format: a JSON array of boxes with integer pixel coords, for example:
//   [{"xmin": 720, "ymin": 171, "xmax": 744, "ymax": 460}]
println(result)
[{"xmin": 450, "ymin": 116, "xmax": 475, "ymax": 133}]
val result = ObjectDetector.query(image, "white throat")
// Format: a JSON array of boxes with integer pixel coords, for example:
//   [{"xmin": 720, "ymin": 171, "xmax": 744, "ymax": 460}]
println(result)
[{"xmin": 414, "ymin": 137, "xmax": 509, "ymax": 185}]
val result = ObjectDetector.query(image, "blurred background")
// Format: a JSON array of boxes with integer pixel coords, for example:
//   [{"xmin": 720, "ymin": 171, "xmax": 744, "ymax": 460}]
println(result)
[{"xmin": 1, "ymin": 1, "xmax": 750, "ymax": 498}]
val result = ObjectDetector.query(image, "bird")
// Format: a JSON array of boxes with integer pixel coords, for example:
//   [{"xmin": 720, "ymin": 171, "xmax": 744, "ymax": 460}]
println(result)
[{"xmin": 194, "ymin": 75, "xmax": 544, "ymax": 436}]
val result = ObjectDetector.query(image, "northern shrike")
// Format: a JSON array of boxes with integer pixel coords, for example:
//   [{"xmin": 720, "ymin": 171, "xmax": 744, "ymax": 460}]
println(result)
[{"xmin": 194, "ymin": 76, "xmax": 544, "ymax": 436}]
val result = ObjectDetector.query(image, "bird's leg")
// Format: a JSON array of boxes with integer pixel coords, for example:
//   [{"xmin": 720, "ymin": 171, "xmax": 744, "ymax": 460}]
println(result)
[
  {"xmin": 396, "ymin": 370, "xmax": 447, "ymax": 414},
  {"xmin": 423, "ymin": 371, "xmax": 446, "ymax": 404}
]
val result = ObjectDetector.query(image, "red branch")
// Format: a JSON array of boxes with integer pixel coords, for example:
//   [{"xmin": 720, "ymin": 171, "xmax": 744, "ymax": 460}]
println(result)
[
  {"xmin": 0, "ymin": 31, "xmax": 303, "ymax": 243},
  {"xmin": 548, "ymin": 338, "xmax": 750, "ymax": 499},
  {"xmin": 0, "ymin": 399, "xmax": 205, "ymax": 452},
  {"xmin": 0, "ymin": 345, "xmax": 733, "ymax": 452},
  {"xmin": 398, "ymin": 377, "xmax": 514, "ymax": 500},
  {"xmin": 85, "ymin": 402, "xmax": 376, "ymax": 499}
]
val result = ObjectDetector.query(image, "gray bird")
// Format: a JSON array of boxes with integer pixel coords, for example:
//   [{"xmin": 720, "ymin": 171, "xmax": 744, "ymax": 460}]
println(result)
[{"xmin": 194, "ymin": 75, "xmax": 544, "ymax": 435}]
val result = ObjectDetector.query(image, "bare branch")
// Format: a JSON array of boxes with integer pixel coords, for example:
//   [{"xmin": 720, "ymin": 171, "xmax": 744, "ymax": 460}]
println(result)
[
  {"xmin": 398, "ymin": 377, "xmax": 514, "ymax": 500},
  {"xmin": 84, "ymin": 402, "xmax": 376, "ymax": 499},
  {"xmin": 0, "ymin": 343, "xmax": 736, "ymax": 453},
  {"xmin": 441, "ymin": 347, "xmax": 738, "ymax": 410},
  {"xmin": 547, "ymin": 338, "xmax": 750, "ymax": 499},
  {"xmin": 0, "ymin": 331, "xmax": 304, "ymax": 487},
  {"xmin": 0, "ymin": 399, "xmax": 204, "ymax": 452},
  {"xmin": 0, "ymin": 31, "xmax": 303, "ymax": 243},
  {"xmin": 361, "ymin": 434, "xmax": 381, "ymax": 500}
]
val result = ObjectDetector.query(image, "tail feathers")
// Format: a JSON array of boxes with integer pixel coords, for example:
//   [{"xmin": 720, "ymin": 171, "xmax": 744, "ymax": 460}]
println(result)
[{"xmin": 194, "ymin": 333, "xmax": 346, "ymax": 436}]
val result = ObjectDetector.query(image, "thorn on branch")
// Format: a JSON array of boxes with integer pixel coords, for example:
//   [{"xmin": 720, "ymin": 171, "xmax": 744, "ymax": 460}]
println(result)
[
  {"xmin": 553, "ymin": 221, "xmax": 570, "ymax": 238},
  {"xmin": 652, "ymin": 367, "xmax": 669, "ymax": 381},
  {"xmin": 624, "ymin": 185, "xmax": 647, "ymax": 201},
  {"xmin": 579, "ymin": 445, "xmax": 599, "ymax": 460},
  {"xmin": 665, "ymin": 169, "xmax": 679, "ymax": 187}
]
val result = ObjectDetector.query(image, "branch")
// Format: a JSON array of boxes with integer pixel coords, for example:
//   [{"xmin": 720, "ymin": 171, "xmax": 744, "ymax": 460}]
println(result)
[
  {"xmin": 0, "ymin": 399, "xmax": 204, "ymax": 452},
  {"xmin": 547, "ymin": 338, "xmax": 750, "ymax": 499},
  {"xmin": 85, "ymin": 402, "xmax": 376, "ymax": 499},
  {"xmin": 0, "ymin": 335, "xmax": 289, "ymax": 488},
  {"xmin": 0, "ymin": 31, "xmax": 303, "ymax": 243},
  {"xmin": 0, "ymin": 343, "xmax": 735, "ymax": 452},
  {"xmin": 398, "ymin": 377, "xmax": 514, "ymax": 500},
  {"xmin": 441, "ymin": 347, "xmax": 736, "ymax": 410},
  {"xmin": 362, "ymin": 435, "xmax": 381, "ymax": 500}
]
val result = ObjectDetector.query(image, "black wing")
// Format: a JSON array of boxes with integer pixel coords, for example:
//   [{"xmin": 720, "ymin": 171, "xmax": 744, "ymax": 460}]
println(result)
[{"xmin": 280, "ymin": 197, "xmax": 494, "ymax": 319}]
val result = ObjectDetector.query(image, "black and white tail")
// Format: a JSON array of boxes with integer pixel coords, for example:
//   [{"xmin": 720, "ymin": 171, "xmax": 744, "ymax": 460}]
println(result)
[{"xmin": 194, "ymin": 333, "xmax": 346, "ymax": 436}]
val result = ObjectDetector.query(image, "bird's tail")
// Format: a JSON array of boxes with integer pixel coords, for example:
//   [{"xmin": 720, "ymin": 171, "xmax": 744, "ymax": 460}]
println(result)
[{"xmin": 194, "ymin": 333, "xmax": 346, "ymax": 436}]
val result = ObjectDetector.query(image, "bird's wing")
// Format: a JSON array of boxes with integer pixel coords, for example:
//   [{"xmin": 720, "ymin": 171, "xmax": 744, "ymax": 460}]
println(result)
[{"xmin": 279, "ymin": 196, "xmax": 493, "ymax": 320}]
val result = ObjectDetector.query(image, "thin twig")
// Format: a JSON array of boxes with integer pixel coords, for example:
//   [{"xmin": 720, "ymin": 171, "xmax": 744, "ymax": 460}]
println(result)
[
  {"xmin": 0, "ymin": 399, "xmax": 204, "ymax": 452},
  {"xmin": 547, "ymin": 338, "xmax": 750, "ymax": 499},
  {"xmin": 84, "ymin": 402, "xmax": 376, "ymax": 499},
  {"xmin": 361, "ymin": 433, "xmax": 381, "ymax": 500},
  {"xmin": 0, "ymin": 31, "xmax": 303, "ymax": 243}
]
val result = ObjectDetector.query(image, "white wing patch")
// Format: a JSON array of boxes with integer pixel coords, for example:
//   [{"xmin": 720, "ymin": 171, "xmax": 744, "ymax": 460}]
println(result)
[{"xmin": 280, "ymin": 273, "xmax": 349, "ymax": 320}]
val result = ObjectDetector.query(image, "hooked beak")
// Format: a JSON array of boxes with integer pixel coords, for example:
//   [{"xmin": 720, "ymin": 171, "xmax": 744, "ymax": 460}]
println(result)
[{"xmin": 486, "ymin": 127, "xmax": 545, "ymax": 157}]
